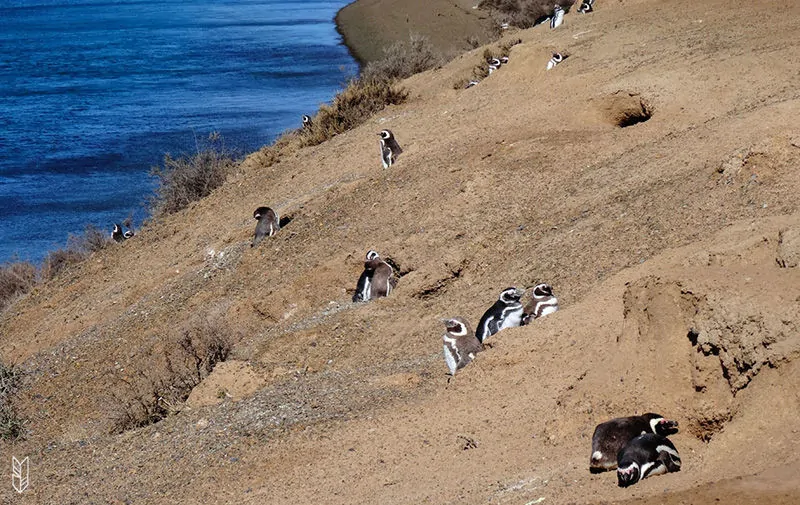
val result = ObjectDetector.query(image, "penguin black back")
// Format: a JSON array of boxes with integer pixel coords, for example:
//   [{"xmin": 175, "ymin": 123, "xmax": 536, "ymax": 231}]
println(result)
[
  {"xmin": 590, "ymin": 413, "xmax": 679, "ymax": 473},
  {"xmin": 617, "ymin": 433, "xmax": 681, "ymax": 487},
  {"xmin": 252, "ymin": 206, "xmax": 280, "ymax": 247},
  {"xmin": 475, "ymin": 287, "xmax": 525, "ymax": 343},
  {"xmin": 112, "ymin": 223, "xmax": 125, "ymax": 243}
]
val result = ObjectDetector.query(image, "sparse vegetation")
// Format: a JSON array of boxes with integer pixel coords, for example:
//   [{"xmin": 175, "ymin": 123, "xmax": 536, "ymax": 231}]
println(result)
[
  {"xmin": 360, "ymin": 35, "xmax": 442, "ymax": 84},
  {"xmin": 149, "ymin": 132, "xmax": 238, "ymax": 217},
  {"xmin": 108, "ymin": 318, "xmax": 233, "ymax": 433},
  {"xmin": 479, "ymin": 0, "xmax": 573, "ymax": 28},
  {"xmin": 0, "ymin": 261, "xmax": 37, "ymax": 312},
  {"xmin": 453, "ymin": 38, "xmax": 522, "ymax": 89},
  {"xmin": 0, "ymin": 360, "xmax": 25, "ymax": 441},
  {"xmin": 40, "ymin": 224, "xmax": 111, "ymax": 281}
]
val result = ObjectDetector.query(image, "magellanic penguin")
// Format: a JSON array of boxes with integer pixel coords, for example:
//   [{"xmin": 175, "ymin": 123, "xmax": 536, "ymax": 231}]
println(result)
[
  {"xmin": 546, "ymin": 52, "xmax": 564, "ymax": 70},
  {"xmin": 500, "ymin": 56, "xmax": 509, "ymax": 65},
  {"xmin": 488, "ymin": 64, "xmax": 499, "ymax": 75},
  {"xmin": 465, "ymin": 80, "xmax": 480, "ymax": 89},
  {"xmin": 123, "ymin": 228, "xmax": 135, "ymax": 239},
  {"xmin": 617, "ymin": 433, "xmax": 681, "ymax": 488},
  {"xmin": 112, "ymin": 223, "xmax": 125, "ymax": 243},
  {"xmin": 442, "ymin": 317, "xmax": 485, "ymax": 376},
  {"xmin": 379, "ymin": 139, "xmax": 394, "ymax": 169},
  {"xmin": 302, "ymin": 114, "xmax": 312, "ymax": 129},
  {"xmin": 487, "ymin": 57, "xmax": 502, "ymax": 68},
  {"xmin": 590, "ymin": 413, "xmax": 679, "ymax": 473},
  {"xmin": 475, "ymin": 286, "xmax": 526, "ymax": 343},
  {"xmin": 578, "ymin": 0, "xmax": 595, "ymax": 13},
  {"xmin": 550, "ymin": 4, "xmax": 565, "ymax": 29},
  {"xmin": 251, "ymin": 206, "xmax": 280, "ymax": 247},
  {"xmin": 522, "ymin": 283, "xmax": 559, "ymax": 324},
  {"xmin": 353, "ymin": 250, "xmax": 397, "ymax": 302},
  {"xmin": 378, "ymin": 130, "xmax": 402, "ymax": 167}
]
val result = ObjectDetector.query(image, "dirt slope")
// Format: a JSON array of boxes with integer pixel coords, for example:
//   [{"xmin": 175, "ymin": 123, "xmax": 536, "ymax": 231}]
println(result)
[{"xmin": 2, "ymin": 0, "xmax": 800, "ymax": 503}]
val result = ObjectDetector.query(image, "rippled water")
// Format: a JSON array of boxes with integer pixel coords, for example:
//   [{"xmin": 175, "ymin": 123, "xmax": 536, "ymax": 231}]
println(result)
[{"xmin": 0, "ymin": 0, "xmax": 358, "ymax": 262}]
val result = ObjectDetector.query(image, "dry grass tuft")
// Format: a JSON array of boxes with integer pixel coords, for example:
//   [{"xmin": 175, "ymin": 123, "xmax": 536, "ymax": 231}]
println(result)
[
  {"xmin": 361, "ymin": 35, "xmax": 442, "ymax": 84},
  {"xmin": 107, "ymin": 318, "xmax": 234, "ymax": 433},
  {"xmin": 479, "ymin": 0, "xmax": 574, "ymax": 28},
  {"xmin": 149, "ymin": 132, "xmax": 238, "ymax": 217},
  {"xmin": 0, "ymin": 261, "xmax": 38, "ymax": 312},
  {"xmin": 0, "ymin": 360, "xmax": 25, "ymax": 441},
  {"xmin": 453, "ymin": 38, "xmax": 523, "ymax": 89}
]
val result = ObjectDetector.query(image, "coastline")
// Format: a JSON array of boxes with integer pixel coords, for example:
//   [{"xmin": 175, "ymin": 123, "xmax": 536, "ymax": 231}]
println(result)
[{"xmin": 334, "ymin": 0, "xmax": 496, "ymax": 65}]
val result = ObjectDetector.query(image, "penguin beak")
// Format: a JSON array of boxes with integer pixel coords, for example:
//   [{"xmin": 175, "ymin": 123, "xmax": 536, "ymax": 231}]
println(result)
[{"xmin": 515, "ymin": 287, "xmax": 526, "ymax": 297}]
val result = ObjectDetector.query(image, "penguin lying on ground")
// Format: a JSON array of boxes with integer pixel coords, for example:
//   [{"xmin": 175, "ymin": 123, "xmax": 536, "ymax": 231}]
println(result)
[
  {"xmin": 442, "ymin": 317, "xmax": 484, "ymax": 376},
  {"xmin": 475, "ymin": 287, "xmax": 525, "ymax": 343},
  {"xmin": 617, "ymin": 433, "xmax": 681, "ymax": 487},
  {"xmin": 590, "ymin": 413, "xmax": 679, "ymax": 473}
]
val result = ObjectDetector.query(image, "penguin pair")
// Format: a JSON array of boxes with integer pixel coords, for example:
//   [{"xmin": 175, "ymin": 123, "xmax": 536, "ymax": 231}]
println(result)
[
  {"xmin": 546, "ymin": 52, "xmax": 564, "ymax": 70},
  {"xmin": 251, "ymin": 206, "xmax": 280, "ymax": 247},
  {"xmin": 111, "ymin": 223, "xmax": 134, "ymax": 243},
  {"xmin": 550, "ymin": 4, "xmax": 565, "ymax": 29},
  {"xmin": 589, "ymin": 413, "xmax": 681, "ymax": 487},
  {"xmin": 353, "ymin": 250, "xmax": 397, "ymax": 302},
  {"xmin": 378, "ymin": 130, "xmax": 402, "ymax": 169},
  {"xmin": 578, "ymin": 0, "xmax": 595, "ymax": 13}
]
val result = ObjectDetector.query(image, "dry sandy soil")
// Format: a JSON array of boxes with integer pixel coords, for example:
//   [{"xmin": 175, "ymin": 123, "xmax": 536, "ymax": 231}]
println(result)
[{"xmin": 2, "ymin": 0, "xmax": 800, "ymax": 503}]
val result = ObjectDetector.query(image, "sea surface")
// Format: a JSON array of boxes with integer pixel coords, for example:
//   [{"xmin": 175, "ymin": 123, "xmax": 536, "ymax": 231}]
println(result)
[{"xmin": 0, "ymin": 0, "xmax": 358, "ymax": 263}]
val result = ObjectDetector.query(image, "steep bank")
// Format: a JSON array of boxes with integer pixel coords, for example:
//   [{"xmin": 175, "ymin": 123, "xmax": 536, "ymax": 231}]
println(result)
[
  {"xmin": 335, "ymin": 0, "xmax": 495, "ymax": 64},
  {"xmin": 2, "ymin": 0, "xmax": 800, "ymax": 503}
]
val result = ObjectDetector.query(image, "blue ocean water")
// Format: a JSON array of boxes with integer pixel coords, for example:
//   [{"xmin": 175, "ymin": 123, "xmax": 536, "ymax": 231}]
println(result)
[{"xmin": 0, "ymin": 0, "xmax": 358, "ymax": 263}]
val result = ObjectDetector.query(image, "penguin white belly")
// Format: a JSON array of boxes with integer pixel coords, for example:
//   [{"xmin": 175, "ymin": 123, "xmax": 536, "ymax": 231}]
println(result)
[
  {"xmin": 443, "ymin": 342, "xmax": 458, "ymax": 375},
  {"xmin": 539, "ymin": 304, "xmax": 558, "ymax": 317},
  {"xmin": 499, "ymin": 308, "xmax": 523, "ymax": 330}
]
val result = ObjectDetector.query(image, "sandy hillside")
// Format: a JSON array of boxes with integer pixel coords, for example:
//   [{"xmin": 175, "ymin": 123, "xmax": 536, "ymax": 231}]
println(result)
[{"xmin": 1, "ymin": 0, "xmax": 800, "ymax": 503}]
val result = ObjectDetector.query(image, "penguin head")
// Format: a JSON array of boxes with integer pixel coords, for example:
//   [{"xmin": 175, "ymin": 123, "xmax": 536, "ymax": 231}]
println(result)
[
  {"xmin": 487, "ymin": 57, "xmax": 501, "ymax": 67},
  {"xmin": 616, "ymin": 462, "xmax": 640, "ymax": 488},
  {"xmin": 378, "ymin": 130, "xmax": 393, "ymax": 141},
  {"xmin": 113, "ymin": 224, "xmax": 122, "ymax": 234},
  {"xmin": 500, "ymin": 56, "xmax": 509, "ymax": 64},
  {"xmin": 123, "ymin": 230, "xmax": 134, "ymax": 239},
  {"xmin": 365, "ymin": 250, "xmax": 380, "ymax": 261},
  {"xmin": 442, "ymin": 317, "xmax": 470, "ymax": 337},
  {"xmin": 499, "ymin": 287, "xmax": 525, "ymax": 304},
  {"xmin": 302, "ymin": 114, "xmax": 311, "ymax": 123},
  {"xmin": 253, "ymin": 206, "xmax": 272, "ymax": 220},
  {"xmin": 552, "ymin": 53, "xmax": 563, "ymax": 62},
  {"xmin": 532, "ymin": 283, "xmax": 554, "ymax": 298},
  {"xmin": 644, "ymin": 413, "xmax": 679, "ymax": 436}
]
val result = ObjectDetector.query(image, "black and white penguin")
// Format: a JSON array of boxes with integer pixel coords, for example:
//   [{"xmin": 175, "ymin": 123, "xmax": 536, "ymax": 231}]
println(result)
[
  {"xmin": 251, "ymin": 206, "xmax": 280, "ymax": 247},
  {"xmin": 522, "ymin": 283, "xmax": 559, "ymax": 324},
  {"xmin": 550, "ymin": 4, "xmax": 565, "ymax": 29},
  {"xmin": 465, "ymin": 80, "xmax": 480, "ymax": 89},
  {"xmin": 546, "ymin": 52, "xmax": 564, "ymax": 70},
  {"xmin": 578, "ymin": 0, "xmax": 595, "ymax": 13},
  {"xmin": 500, "ymin": 56, "xmax": 509, "ymax": 65},
  {"xmin": 353, "ymin": 250, "xmax": 397, "ymax": 302},
  {"xmin": 487, "ymin": 57, "xmax": 502, "ymax": 68},
  {"xmin": 617, "ymin": 433, "xmax": 681, "ymax": 488},
  {"xmin": 112, "ymin": 223, "xmax": 125, "ymax": 243},
  {"xmin": 590, "ymin": 413, "xmax": 679, "ymax": 473},
  {"xmin": 123, "ymin": 228, "xmax": 135, "ymax": 239},
  {"xmin": 475, "ymin": 287, "xmax": 526, "ymax": 343},
  {"xmin": 378, "ymin": 130, "xmax": 402, "ymax": 167},
  {"xmin": 488, "ymin": 64, "xmax": 499, "ymax": 75},
  {"xmin": 442, "ymin": 317, "xmax": 485, "ymax": 376},
  {"xmin": 302, "ymin": 114, "xmax": 312, "ymax": 129},
  {"xmin": 379, "ymin": 139, "xmax": 394, "ymax": 169}
]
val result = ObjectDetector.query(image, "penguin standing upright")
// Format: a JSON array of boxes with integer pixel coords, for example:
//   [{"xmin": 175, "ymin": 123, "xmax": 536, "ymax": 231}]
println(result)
[
  {"xmin": 522, "ymin": 283, "xmax": 559, "ymax": 324},
  {"xmin": 475, "ymin": 287, "xmax": 526, "ymax": 343},
  {"xmin": 617, "ymin": 433, "xmax": 681, "ymax": 487},
  {"xmin": 353, "ymin": 250, "xmax": 397, "ymax": 302},
  {"xmin": 442, "ymin": 317, "xmax": 484, "ymax": 375},
  {"xmin": 378, "ymin": 130, "xmax": 402, "ymax": 168},
  {"xmin": 251, "ymin": 206, "xmax": 280, "ymax": 247},
  {"xmin": 550, "ymin": 4, "xmax": 565, "ymax": 28},
  {"xmin": 590, "ymin": 413, "xmax": 679, "ymax": 473}
]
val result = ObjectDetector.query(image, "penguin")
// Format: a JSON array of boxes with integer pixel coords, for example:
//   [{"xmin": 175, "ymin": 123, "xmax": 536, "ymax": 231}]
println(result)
[
  {"xmin": 550, "ymin": 4, "xmax": 565, "ymax": 29},
  {"xmin": 465, "ymin": 80, "xmax": 480, "ymax": 89},
  {"xmin": 500, "ymin": 56, "xmax": 509, "ymax": 65},
  {"xmin": 112, "ymin": 223, "xmax": 125, "ymax": 243},
  {"xmin": 251, "ymin": 206, "xmax": 280, "ymax": 247},
  {"xmin": 617, "ymin": 433, "xmax": 681, "ymax": 488},
  {"xmin": 123, "ymin": 228, "xmax": 135, "ymax": 239},
  {"xmin": 546, "ymin": 52, "xmax": 564, "ymax": 70},
  {"xmin": 378, "ymin": 130, "xmax": 402, "ymax": 162},
  {"xmin": 522, "ymin": 283, "xmax": 559, "ymax": 324},
  {"xmin": 487, "ymin": 57, "xmax": 502, "ymax": 68},
  {"xmin": 475, "ymin": 287, "xmax": 526, "ymax": 343},
  {"xmin": 353, "ymin": 250, "xmax": 397, "ymax": 302},
  {"xmin": 379, "ymin": 139, "xmax": 394, "ymax": 169},
  {"xmin": 590, "ymin": 413, "xmax": 679, "ymax": 473},
  {"xmin": 302, "ymin": 114, "xmax": 312, "ymax": 129},
  {"xmin": 578, "ymin": 0, "xmax": 594, "ymax": 13},
  {"xmin": 488, "ymin": 64, "xmax": 499, "ymax": 75},
  {"xmin": 442, "ymin": 317, "xmax": 485, "ymax": 376}
]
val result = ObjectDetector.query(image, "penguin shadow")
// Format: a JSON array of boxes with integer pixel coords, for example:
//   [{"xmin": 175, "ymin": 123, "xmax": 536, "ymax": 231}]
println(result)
[{"xmin": 279, "ymin": 213, "xmax": 294, "ymax": 229}]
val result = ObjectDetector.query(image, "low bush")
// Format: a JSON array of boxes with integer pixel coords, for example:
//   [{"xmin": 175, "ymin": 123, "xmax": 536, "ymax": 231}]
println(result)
[
  {"xmin": 0, "ymin": 261, "xmax": 37, "ymax": 312},
  {"xmin": 479, "ymin": 0, "xmax": 574, "ymax": 28},
  {"xmin": 0, "ymin": 360, "xmax": 25, "ymax": 441},
  {"xmin": 149, "ymin": 133, "xmax": 237, "ymax": 217},
  {"xmin": 361, "ymin": 35, "xmax": 442, "ymax": 84}
]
